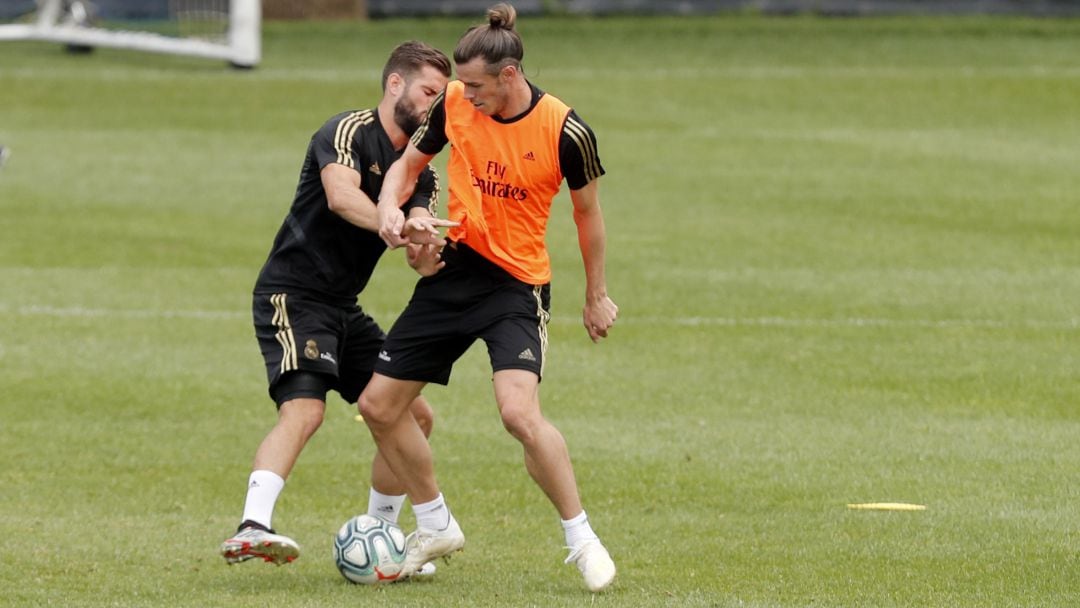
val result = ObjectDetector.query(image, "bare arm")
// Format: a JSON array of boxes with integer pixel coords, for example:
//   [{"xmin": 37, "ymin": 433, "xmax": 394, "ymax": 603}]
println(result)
[
  {"xmin": 321, "ymin": 163, "xmax": 379, "ymax": 231},
  {"xmin": 376, "ymin": 142, "xmax": 437, "ymax": 248},
  {"xmin": 570, "ymin": 179, "xmax": 618, "ymax": 342}
]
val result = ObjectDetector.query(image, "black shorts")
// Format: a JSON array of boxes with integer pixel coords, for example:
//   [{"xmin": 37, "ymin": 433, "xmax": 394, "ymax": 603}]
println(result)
[
  {"xmin": 253, "ymin": 292, "xmax": 386, "ymax": 405},
  {"xmin": 376, "ymin": 242, "xmax": 551, "ymax": 385}
]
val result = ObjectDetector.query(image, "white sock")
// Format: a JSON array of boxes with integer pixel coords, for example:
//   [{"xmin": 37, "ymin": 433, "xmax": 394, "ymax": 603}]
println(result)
[
  {"xmin": 412, "ymin": 493, "xmax": 451, "ymax": 531},
  {"xmin": 367, "ymin": 488, "xmax": 407, "ymax": 524},
  {"xmin": 241, "ymin": 470, "xmax": 285, "ymax": 529},
  {"xmin": 562, "ymin": 510, "xmax": 599, "ymax": 548}
]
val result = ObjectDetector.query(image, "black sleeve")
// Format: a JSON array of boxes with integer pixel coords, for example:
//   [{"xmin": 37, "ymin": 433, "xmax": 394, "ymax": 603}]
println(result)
[
  {"xmin": 312, "ymin": 110, "xmax": 369, "ymax": 172},
  {"xmin": 411, "ymin": 90, "xmax": 449, "ymax": 156},
  {"xmin": 559, "ymin": 109, "xmax": 605, "ymax": 191},
  {"xmin": 403, "ymin": 166, "xmax": 440, "ymax": 216}
]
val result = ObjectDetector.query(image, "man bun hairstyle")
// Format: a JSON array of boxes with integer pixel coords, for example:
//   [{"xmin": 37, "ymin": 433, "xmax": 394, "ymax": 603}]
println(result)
[
  {"xmin": 382, "ymin": 40, "xmax": 452, "ymax": 92},
  {"xmin": 487, "ymin": 3, "xmax": 516, "ymax": 29},
  {"xmin": 454, "ymin": 3, "xmax": 524, "ymax": 74}
]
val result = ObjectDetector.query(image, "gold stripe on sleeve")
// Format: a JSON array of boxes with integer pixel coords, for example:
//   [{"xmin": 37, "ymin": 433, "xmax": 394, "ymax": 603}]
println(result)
[
  {"xmin": 333, "ymin": 110, "xmax": 373, "ymax": 169},
  {"xmin": 410, "ymin": 89, "xmax": 444, "ymax": 148},
  {"xmin": 427, "ymin": 167, "xmax": 440, "ymax": 216},
  {"xmin": 563, "ymin": 116, "xmax": 602, "ymax": 183}
]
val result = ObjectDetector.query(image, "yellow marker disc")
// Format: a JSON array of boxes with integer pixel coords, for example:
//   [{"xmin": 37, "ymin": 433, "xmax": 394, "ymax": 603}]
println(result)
[
  {"xmin": 354, "ymin": 414, "xmax": 365, "ymax": 422},
  {"xmin": 847, "ymin": 502, "xmax": 927, "ymax": 511}
]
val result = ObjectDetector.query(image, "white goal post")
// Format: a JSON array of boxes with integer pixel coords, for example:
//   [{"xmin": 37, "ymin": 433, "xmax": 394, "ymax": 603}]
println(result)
[{"xmin": 0, "ymin": 0, "xmax": 260, "ymax": 68}]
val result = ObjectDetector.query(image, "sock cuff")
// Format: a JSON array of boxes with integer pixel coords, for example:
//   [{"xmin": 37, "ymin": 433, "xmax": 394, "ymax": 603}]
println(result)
[
  {"xmin": 369, "ymin": 488, "xmax": 407, "ymax": 502},
  {"xmin": 249, "ymin": 470, "xmax": 285, "ymax": 491},
  {"xmin": 561, "ymin": 510, "xmax": 588, "ymax": 528},
  {"xmin": 412, "ymin": 493, "xmax": 445, "ymax": 515},
  {"xmin": 368, "ymin": 487, "xmax": 408, "ymax": 523},
  {"xmin": 562, "ymin": 510, "xmax": 598, "ymax": 548},
  {"xmin": 413, "ymin": 493, "xmax": 451, "ymax": 531}
]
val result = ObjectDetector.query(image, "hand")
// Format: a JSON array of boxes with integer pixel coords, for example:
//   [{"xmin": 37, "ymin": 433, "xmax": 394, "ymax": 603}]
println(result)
[
  {"xmin": 401, "ymin": 216, "xmax": 460, "ymax": 246},
  {"xmin": 377, "ymin": 202, "xmax": 408, "ymax": 249},
  {"xmin": 583, "ymin": 294, "xmax": 618, "ymax": 343},
  {"xmin": 406, "ymin": 243, "xmax": 446, "ymax": 277}
]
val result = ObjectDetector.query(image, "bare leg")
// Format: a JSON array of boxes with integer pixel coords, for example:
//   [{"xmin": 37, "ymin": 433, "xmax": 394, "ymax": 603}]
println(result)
[
  {"xmin": 493, "ymin": 369, "xmax": 583, "ymax": 520},
  {"xmin": 370, "ymin": 396, "xmax": 435, "ymax": 495},
  {"xmin": 358, "ymin": 374, "xmax": 440, "ymax": 504},
  {"xmin": 252, "ymin": 398, "xmax": 325, "ymax": 478}
]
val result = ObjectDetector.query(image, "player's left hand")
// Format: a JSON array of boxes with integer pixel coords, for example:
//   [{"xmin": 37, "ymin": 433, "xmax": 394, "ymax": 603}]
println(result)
[
  {"xmin": 401, "ymin": 217, "xmax": 459, "ymax": 246},
  {"xmin": 583, "ymin": 295, "xmax": 618, "ymax": 343},
  {"xmin": 406, "ymin": 243, "xmax": 445, "ymax": 277}
]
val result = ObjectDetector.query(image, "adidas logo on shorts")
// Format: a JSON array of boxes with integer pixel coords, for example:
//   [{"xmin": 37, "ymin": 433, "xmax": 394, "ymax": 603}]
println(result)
[{"xmin": 518, "ymin": 348, "xmax": 536, "ymax": 362}]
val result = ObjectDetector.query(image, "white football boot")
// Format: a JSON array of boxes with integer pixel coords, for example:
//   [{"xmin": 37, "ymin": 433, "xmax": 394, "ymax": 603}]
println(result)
[
  {"xmin": 412, "ymin": 561, "xmax": 437, "ymax": 578},
  {"xmin": 220, "ymin": 524, "xmax": 300, "ymax": 565},
  {"xmin": 400, "ymin": 518, "xmax": 465, "ymax": 577},
  {"xmin": 393, "ymin": 561, "xmax": 437, "ymax": 582},
  {"xmin": 565, "ymin": 539, "xmax": 616, "ymax": 592}
]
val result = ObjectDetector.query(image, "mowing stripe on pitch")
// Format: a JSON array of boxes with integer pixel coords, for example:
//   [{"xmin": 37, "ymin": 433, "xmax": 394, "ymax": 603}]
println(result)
[{"xmin": 2, "ymin": 304, "xmax": 1077, "ymax": 330}]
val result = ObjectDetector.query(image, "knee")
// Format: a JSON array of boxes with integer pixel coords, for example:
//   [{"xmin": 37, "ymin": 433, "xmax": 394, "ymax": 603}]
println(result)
[
  {"xmin": 358, "ymin": 390, "xmax": 415, "ymax": 433},
  {"xmin": 357, "ymin": 392, "xmax": 391, "ymax": 430},
  {"xmin": 409, "ymin": 397, "xmax": 435, "ymax": 438},
  {"xmin": 499, "ymin": 403, "xmax": 541, "ymax": 443},
  {"xmin": 279, "ymin": 399, "xmax": 325, "ymax": 438}
]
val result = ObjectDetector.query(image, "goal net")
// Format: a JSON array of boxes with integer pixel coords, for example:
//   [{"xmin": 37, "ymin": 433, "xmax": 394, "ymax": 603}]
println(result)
[{"xmin": 0, "ymin": 0, "xmax": 260, "ymax": 67}]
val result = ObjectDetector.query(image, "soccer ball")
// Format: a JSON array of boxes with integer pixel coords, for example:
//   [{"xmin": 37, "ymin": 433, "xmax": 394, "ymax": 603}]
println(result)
[{"xmin": 333, "ymin": 514, "xmax": 408, "ymax": 584}]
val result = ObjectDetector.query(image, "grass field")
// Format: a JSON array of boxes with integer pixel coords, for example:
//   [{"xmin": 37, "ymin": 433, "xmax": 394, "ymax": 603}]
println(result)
[{"xmin": 2, "ymin": 13, "xmax": 1079, "ymax": 608}]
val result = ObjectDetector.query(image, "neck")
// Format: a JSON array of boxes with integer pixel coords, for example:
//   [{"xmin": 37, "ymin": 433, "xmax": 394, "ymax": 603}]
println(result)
[
  {"xmin": 377, "ymin": 101, "xmax": 408, "ymax": 150},
  {"xmin": 497, "ymin": 76, "xmax": 533, "ymax": 120}
]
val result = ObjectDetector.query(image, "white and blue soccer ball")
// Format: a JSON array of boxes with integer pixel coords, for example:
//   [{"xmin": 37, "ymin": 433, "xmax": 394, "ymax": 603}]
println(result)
[{"xmin": 333, "ymin": 514, "xmax": 408, "ymax": 584}]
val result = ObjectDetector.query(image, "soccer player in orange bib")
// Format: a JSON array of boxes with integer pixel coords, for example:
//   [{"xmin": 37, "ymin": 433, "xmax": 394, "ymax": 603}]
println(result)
[{"xmin": 358, "ymin": 2, "xmax": 618, "ymax": 592}]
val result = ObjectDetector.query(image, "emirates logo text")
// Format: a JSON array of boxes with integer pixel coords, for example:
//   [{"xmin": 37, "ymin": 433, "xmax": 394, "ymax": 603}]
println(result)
[{"xmin": 473, "ymin": 160, "xmax": 528, "ymax": 201}]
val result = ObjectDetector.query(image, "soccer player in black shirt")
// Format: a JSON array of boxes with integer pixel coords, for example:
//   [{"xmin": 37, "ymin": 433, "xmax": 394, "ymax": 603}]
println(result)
[{"xmin": 220, "ymin": 41, "xmax": 455, "ymax": 569}]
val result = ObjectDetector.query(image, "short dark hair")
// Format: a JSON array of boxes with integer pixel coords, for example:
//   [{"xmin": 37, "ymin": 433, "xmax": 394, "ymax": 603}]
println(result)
[
  {"xmin": 382, "ymin": 41, "xmax": 451, "ymax": 91},
  {"xmin": 453, "ymin": 3, "xmax": 523, "ymax": 74}
]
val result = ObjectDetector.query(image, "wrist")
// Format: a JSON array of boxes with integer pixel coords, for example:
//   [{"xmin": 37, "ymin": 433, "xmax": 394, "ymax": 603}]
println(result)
[{"xmin": 585, "ymin": 289, "xmax": 608, "ymax": 304}]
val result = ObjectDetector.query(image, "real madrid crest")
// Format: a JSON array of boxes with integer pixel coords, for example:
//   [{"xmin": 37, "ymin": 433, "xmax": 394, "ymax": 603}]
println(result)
[{"xmin": 304, "ymin": 339, "xmax": 320, "ymax": 360}]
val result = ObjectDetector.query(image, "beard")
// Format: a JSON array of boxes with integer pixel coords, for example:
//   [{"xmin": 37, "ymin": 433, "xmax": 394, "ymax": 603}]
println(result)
[{"xmin": 393, "ymin": 97, "xmax": 423, "ymax": 137}]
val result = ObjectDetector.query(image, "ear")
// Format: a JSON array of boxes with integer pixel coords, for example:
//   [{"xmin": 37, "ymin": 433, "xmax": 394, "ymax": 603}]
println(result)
[
  {"xmin": 387, "ymin": 72, "xmax": 405, "ymax": 95},
  {"xmin": 500, "ymin": 64, "xmax": 518, "ymax": 82}
]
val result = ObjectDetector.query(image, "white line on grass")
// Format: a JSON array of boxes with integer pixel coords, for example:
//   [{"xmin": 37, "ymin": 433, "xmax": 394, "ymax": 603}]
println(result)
[
  {"xmin": 10, "ymin": 65, "xmax": 1080, "ymax": 84},
  {"xmin": 3, "ymin": 304, "xmax": 244, "ymax": 320},
  {"xmin": 2, "ymin": 304, "xmax": 1076, "ymax": 330},
  {"xmin": 641, "ymin": 316, "xmax": 1080, "ymax": 330},
  {"xmin": 544, "ymin": 65, "xmax": 1080, "ymax": 81}
]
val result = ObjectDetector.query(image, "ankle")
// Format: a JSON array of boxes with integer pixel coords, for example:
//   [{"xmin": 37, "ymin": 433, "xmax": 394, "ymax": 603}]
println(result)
[{"xmin": 238, "ymin": 519, "xmax": 274, "ymax": 534}]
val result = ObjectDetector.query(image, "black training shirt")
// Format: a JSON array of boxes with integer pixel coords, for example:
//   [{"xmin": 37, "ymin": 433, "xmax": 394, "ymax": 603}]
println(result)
[{"xmin": 255, "ymin": 109, "xmax": 438, "ymax": 307}]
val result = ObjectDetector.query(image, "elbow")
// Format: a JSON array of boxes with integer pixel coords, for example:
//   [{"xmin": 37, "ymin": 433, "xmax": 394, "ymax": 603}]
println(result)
[
  {"xmin": 573, "ymin": 204, "xmax": 602, "ymax": 226},
  {"xmin": 326, "ymin": 189, "xmax": 348, "ymax": 215}
]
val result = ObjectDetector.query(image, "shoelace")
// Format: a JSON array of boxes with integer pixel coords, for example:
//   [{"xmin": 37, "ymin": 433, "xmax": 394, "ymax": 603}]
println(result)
[
  {"xmin": 565, "ymin": 539, "xmax": 608, "ymax": 564},
  {"xmin": 563, "ymin": 542, "xmax": 591, "ymax": 565},
  {"xmin": 404, "ymin": 530, "xmax": 439, "ymax": 560}
]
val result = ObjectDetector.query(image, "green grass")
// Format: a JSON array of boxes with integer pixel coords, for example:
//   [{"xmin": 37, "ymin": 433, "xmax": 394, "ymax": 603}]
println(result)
[{"xmin": 2, "ymin": 14, "xmax": 1079, "ymax": 607}]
